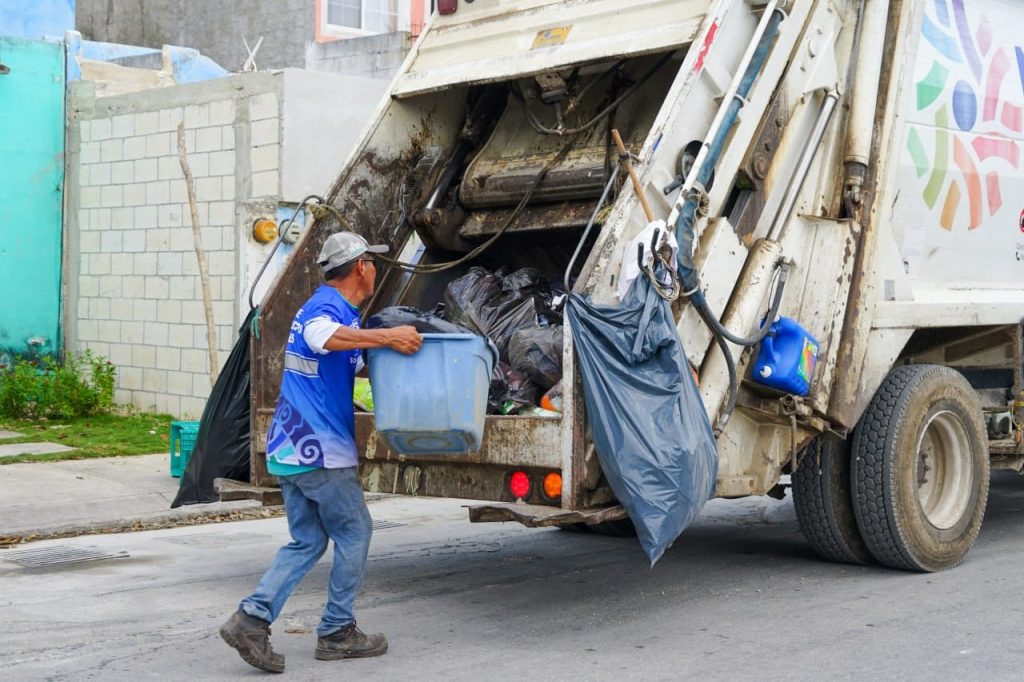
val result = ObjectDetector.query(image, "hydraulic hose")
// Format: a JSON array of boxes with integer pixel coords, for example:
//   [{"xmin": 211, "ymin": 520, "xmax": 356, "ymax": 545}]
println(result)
[
  {"xmin": 692, "ymin": 260, "xmax": 789, "ymax": 347},
  {"xmin": 693, "ymin": 258, "xmax": 789, "ymax": 433},
  {"xmin": 675, "ymin": 7, "xmax": 786, "ymax": 293},
  {"xmin": 703, "ymin": 307, "xmax": 739, "ymax": 435}
]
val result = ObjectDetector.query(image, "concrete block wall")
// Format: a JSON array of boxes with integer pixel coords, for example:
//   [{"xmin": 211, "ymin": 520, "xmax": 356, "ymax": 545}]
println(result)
[
  {"xmin": 67, "ymin": 74, "xmax": 285, "ymax": 418},
  {"xmin": 65, "ymin": 70, "xmax": 386, "ymax": 418}
]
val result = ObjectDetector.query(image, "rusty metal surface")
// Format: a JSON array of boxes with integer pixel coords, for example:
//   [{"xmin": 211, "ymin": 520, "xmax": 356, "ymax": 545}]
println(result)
[
  {"xmin": 466, "ymin": 502, "xmax": 627, "ymax": 527},
  {"xmin": 360, "ymin": 460, "xmax": 559, "ymax": 504},
  {"xmin": 459, "ymin": 201, "xmax": 600, "ymax": 238},
  {"xmin": 459, "ymin": 145, "xmax": 612, "ymax": 208},
  {"xmin": 729, "ymin": 91, "xmax": 793, "ymax": 242},
  {"xmin": 827, "ymin": 0, "xmax": 904, "ymax": 428},
  {"xmin": 459, "ymin": 51, "xmax": 678, "ymax": 209},
  {"xmin": 356, "ymin": 413, "xmax": 562, "ymax": 469}
]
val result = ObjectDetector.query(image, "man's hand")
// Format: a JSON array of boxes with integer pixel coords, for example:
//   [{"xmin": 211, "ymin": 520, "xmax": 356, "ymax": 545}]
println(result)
[{"xmin": 385, "ymin": 326, "xmax": 423, "ymax": 355}]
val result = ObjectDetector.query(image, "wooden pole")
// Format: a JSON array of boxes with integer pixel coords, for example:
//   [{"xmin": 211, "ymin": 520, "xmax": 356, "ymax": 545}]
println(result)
[
  {"xmin": 177, "ymin": 122, "xmax": 220, "ymax": 387},
  {"xmin": 611, "ymin": 128, "xmax": 655, "ymax": 223}
]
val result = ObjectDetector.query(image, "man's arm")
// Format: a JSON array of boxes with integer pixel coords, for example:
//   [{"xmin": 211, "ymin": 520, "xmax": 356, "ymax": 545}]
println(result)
[{"xmin": 324, "ymin": 324, "xmax": 422, "ymax": 355}]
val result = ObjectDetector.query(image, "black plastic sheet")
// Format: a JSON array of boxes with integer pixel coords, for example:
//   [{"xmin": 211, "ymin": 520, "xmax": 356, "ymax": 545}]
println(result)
[
  {"xmin": 566, "ymin": 275, "xmax": 718, "ymax": 564},
  {"xmin": 171, "ymin": 309, "xmax": 257, "ymax": 507}
]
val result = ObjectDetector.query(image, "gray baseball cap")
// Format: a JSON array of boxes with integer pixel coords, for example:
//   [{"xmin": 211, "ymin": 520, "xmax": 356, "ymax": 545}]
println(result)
[{"xmin": 317, "ymin": 231, "xmax": 389, "ymax": 272}]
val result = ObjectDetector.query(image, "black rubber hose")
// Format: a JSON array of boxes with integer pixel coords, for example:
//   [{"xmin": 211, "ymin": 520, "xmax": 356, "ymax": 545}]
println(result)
[
  {"xmin": 697, "ymin": 301, "xmax": 739, "ymax": 435},
  {"xmin": 691, "ymin": 261, "xmax": 790, "ymax": 433},
  {"xmin": 691, "ymin": 261, "xmax": 789, "ymax": 348}
]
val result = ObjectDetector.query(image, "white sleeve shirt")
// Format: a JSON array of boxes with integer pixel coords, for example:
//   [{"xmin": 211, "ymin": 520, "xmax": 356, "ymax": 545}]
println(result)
[
  {"xmin": 303, "ymin": 316, "xmax": 341, "ymax": 355},
  {"xmin": 303, "ymin": 315, "xmax": 366, "ymax": 373}
]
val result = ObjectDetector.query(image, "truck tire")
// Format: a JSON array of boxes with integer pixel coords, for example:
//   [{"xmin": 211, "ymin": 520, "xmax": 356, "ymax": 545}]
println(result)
[
  {"xmin": 851, "ymin": 365, "xmax": 989, "ymax": 572},
  {"xmin": 792, "ymin": 434, "xmax": 873, "ymax": 565}
]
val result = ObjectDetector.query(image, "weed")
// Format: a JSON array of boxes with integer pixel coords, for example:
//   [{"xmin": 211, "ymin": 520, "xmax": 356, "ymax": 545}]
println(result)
[{"xmin": 0, "ymin": 351, "xmax": 116, "ymax": 419}]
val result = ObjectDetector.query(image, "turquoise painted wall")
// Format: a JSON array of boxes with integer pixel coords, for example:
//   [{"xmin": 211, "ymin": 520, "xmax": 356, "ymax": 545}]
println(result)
[{"xmin": 0, "ymin": 37, "xmax": 65, "ymax": 364}]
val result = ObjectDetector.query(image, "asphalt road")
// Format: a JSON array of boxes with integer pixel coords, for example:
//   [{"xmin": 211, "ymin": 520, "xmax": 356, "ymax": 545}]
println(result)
[{"xmin": 3, "ymin": 473, "xmax": 1024, "ymax": 681}]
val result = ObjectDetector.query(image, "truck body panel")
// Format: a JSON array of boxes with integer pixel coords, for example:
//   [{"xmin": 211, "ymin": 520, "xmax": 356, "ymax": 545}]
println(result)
[{"xmin": 247, "ymin": 0, "xmax": 1024, "ymax": 521}]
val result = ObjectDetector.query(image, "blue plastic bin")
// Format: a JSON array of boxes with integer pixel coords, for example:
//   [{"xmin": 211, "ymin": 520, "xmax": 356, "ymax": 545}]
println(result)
[{"xmin": 367, "ymin": 334, "xmax": 497, "ymax": 454}]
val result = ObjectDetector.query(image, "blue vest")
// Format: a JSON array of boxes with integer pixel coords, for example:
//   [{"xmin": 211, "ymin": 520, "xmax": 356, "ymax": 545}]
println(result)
[{"xmin": 266, "ymin": 285, "xmax": 361, "ymax": 469}]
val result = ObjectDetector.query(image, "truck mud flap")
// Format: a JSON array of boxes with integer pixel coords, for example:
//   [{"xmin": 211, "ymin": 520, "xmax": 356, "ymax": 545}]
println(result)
[{"xmin": 466, "ymin": 502, "xmax": 627, "ymax": 527}]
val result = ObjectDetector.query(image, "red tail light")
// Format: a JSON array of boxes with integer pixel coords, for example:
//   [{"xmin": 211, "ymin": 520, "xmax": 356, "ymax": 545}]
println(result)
[
  {"xmin": 438, "ymin": 0, "xmax": 458, "ymax": 15},
  {"xmin": 509, "ymin": 471, "xmax": 531, "ymax": 499}
]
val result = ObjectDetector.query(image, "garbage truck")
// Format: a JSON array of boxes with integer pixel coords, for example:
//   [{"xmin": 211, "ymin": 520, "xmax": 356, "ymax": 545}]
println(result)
[{"xmin": 243, "ymin": 0, "xmax": 1024, "ymax": 572}]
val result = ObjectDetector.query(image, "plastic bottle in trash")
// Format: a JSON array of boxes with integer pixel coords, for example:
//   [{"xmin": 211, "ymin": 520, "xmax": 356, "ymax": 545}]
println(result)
[{"xmin": 540, "ymin": 382, "xmax": 563, "ymax": 412}]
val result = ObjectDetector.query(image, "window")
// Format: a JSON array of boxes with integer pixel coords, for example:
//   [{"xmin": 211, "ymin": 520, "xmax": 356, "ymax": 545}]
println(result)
[{"xmin": 323, "ymin": 0, "xmax": 401, "ymax": 36}]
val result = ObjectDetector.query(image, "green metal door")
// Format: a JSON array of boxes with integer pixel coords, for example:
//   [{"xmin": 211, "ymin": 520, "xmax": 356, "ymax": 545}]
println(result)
[{"xmin": 0, "ymin": 37, "xmax": 65, "ymax": 365}]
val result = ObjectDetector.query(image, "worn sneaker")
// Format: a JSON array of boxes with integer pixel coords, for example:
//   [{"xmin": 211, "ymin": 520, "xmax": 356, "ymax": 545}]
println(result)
[
  {"xmin": 219, "ymin": 610, "xmax": 286, "ymax": 674},
  {"xmin": 315, "ymin": 622, "xmax": 388, "ymax": 660}
]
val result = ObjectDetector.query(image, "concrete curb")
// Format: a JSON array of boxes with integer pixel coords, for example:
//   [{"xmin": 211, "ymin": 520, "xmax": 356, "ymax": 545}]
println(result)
[
  {"xmin": 1, "ymin": 492, "xmax": 395, "ymax": 546},
  {"xmin": 0, "ymin": 502, "xmax": 283, "ymax": 546}
]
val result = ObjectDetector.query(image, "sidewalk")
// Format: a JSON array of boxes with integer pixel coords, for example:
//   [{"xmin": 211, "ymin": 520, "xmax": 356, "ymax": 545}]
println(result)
[{"xmin": 0, "ymin": 453, "xmax": 266, "ymax": 543}]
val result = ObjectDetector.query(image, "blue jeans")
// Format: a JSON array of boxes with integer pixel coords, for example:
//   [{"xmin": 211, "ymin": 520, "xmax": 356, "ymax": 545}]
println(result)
[{"xmin": 240, "ymin": 466, "xmax": 372, "ymax": 636}]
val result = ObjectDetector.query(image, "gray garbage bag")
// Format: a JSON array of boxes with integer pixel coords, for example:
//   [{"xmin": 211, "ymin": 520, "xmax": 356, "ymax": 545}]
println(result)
[{"xmin": 566, "ymin": 274, "xmax": 718, "ymax": 565}]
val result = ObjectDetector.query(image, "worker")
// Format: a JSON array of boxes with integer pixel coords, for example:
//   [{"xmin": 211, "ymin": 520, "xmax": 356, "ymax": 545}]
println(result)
[{"xmin": 220, "ymin": 231, "xmax": 422, "ymax": 674}]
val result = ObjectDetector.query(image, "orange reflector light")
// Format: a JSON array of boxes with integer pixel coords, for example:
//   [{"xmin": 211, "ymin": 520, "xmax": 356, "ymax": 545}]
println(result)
[
  {"xmin": 509, "ymin": 471, "xmax": 530, "ymax": 499},
  {"xmin": 543, "ymin": 472, "xmax": 562, "ymax": 500}
]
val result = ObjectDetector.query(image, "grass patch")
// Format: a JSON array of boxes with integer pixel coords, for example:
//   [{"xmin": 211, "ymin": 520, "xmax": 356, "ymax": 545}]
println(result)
[{"xmin": 0, "ymin": 413, "xmax": 175, "ymax": 465}]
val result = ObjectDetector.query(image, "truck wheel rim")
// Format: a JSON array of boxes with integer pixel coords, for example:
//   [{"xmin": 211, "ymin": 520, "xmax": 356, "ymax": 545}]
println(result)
[{"xmin": 914, "ymin": 410, "xmax": 973, "ymax": 530}]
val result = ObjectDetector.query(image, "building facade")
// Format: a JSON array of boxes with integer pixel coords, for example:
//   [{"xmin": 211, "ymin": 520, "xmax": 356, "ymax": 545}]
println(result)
[{"xmin": 76, "ymin": 0, "xmax": 429, "ymax": 78}]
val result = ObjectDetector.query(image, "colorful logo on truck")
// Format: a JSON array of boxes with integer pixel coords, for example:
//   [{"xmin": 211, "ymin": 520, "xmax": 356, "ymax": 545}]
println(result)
[{"xmin": 906, "ymin": 0, "xmax": 1024, "ymax": 230}]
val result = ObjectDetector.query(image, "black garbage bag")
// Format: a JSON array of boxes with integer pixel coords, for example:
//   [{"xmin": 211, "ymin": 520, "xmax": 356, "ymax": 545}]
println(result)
[
  {"xmin": 503, "ymin": 268, "xmax": 564, "ymax": 325},
  {"xmin": 444, "ymin": 266, "xmax": 545, "ymax": 361},
  {"xmin": 566, "ymin": 274, "xmax": 718, "ymax": 565},
  {"xmin": 171, "ymin": 309, "xmax": 257, "ymax": 507},
  {"xmin": 482, "ymin": 296, "xmax": 540, "ymax": 361},
  {"xmin": 443, "ymin": 267, "xmax": 504, "ymax": 336},
  {"xmin": 366, "ymin": 306, "xmax": 473, "ymax": 335},
  {"xmin": 509, "ymin": 325, "xmax": 563, "ymax": 390},
  {"xmin": 488, "ymin": 361, "xmax": 539, "ymax": 414},
  {"xmin": 500, "ymin": 267, "xmax": 544, "ymax": 298}
]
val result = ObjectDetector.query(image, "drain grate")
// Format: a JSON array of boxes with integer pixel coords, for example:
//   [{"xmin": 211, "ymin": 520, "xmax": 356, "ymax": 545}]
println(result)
[
  {"xmin": 2, "ymin": 545, "xmax": 129, "ymax": 568},
  {"xmin": 372, "ymin": 520, "xmax": 405, "ymax": 532}
]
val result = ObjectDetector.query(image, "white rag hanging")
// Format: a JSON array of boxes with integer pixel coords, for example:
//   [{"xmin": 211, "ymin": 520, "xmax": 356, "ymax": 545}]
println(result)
[{"xmin": 617, "ymin": 219, "xmax": 680, "ymax": 301}]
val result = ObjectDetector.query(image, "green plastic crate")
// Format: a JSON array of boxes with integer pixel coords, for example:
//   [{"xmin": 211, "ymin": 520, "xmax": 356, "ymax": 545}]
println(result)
[{"xmin": 170, "ymin": 420, "xmax": 200, "ymax": 478}]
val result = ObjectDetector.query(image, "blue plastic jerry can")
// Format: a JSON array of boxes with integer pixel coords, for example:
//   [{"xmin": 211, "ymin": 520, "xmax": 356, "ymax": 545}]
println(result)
[{"xmin": 752, "ymin": 317, "xmax": 819, "ymax": 396}]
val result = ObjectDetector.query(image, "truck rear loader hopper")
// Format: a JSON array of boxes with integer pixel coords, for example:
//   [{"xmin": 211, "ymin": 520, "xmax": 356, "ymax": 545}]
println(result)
[{"xmin": 242, "ymin": 0, "xmax": 1024, "ymax": 572}]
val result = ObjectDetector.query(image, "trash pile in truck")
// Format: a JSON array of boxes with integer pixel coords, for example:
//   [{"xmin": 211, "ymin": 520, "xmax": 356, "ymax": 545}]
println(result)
[{"xmin": 366, "ymin": 265, "xmax": 566, "ymax": 416}]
